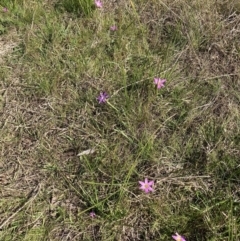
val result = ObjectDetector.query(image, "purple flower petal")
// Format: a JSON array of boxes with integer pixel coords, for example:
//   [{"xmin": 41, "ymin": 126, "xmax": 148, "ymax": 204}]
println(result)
[
  {"xmin": 110, "ymin": 25, "xmax": 117, "ymax": 31},
  {"xmin": 139, "ymin": 178, "xmax": 154, "ymax": 193},
  {"xmin": 90, "ymin": 211, "xmax": 96, "ymax": 218},
  {"xmin": 148, "ymin": 181, "xmax": 154, "ymax": 186},
  {"xmin": 97, "ymin": 91, "xmax": 109, "ymax": 104},
  {"xmin": 95, "ymin": 0, "xmax": 103, "ymax": 8},
  {"xmin": 154, "ymin": 78, "xmax": 159, "ymax": 84},
  {"xmin": 154, "ymin": 77, "xmax": 166, "ymax": 89},
  {"xmin": 172, "ymin": 233, "xmax": 186, "ymax": 241}
]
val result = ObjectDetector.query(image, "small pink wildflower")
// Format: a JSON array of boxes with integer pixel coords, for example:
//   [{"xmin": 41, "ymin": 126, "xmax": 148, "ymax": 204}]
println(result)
[
  {"xmin": 90, "ymin": 211, "xmax": 96, "ymax": 218},
  {"xmin": 110, "ymin": 25, "xmax": 117, "ymax": 31},
  {"xmin": 94, "ymin": 0, "xmax": 103, "ymax": 8},
  {"xmin": 97, "ymin": 92, "xmax": 109, "ymax": 104},
  {"xmin": 3, "ymin": 7, "xmax": 8, "ymax": 12},
  {"xmin": 139, "ymin": 178, "xmax": 154, "ymax": 193},
  {"xmin": 172, "ymin": 233, "xmax": 186, "ymax": 241},
  {"xmin": 154, "ymin": 77, "xmax": 166, "ymax": 89}
]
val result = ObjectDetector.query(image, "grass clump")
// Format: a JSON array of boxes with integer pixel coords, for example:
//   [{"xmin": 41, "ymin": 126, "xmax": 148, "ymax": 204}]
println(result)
[{"xmin": 0, "ymin": 0, "xmax": 240, "ymax": 240}]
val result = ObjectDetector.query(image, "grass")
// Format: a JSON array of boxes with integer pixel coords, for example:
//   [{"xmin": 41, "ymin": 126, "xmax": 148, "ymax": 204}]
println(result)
[{"xmin": 0, "ymin": 0, "xmax": 240, "ymax": 240}]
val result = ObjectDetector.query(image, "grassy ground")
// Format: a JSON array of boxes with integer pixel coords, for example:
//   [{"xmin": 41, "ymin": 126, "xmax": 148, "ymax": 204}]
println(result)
[{"xmin": 0, "ymin": 0, "xmax": 240, "ymax": 240}]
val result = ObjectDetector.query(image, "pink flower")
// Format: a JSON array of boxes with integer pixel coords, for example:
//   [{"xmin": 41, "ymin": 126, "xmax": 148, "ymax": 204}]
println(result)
[
  {"xmin": 172, "ymin": 233, "xmax": 186, "ymax": 241},
  {"xmin": 95, "ymin": 0, "xmax": 103, "ymax": 8},
  {"xmin": 139, "ymin": 178, "xmax": 154, "ymax": 193},
  {"xmin": 3, "ymin": 7, "xmax": 8, "ymax": 12},
  {"xmin": 110, "ymin": 25, "xmax": 117, "ymax": 31},
  {"xmin": 90, "ymin": 211, "xmax": 96, "ymax": 218},
  {"xmin": 154, "ymin": 77, "xmax": 166, "ymax": 89},
  {"xmin": 97, "ymin": 92, "xmax": 109, "ymax": 104}
]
